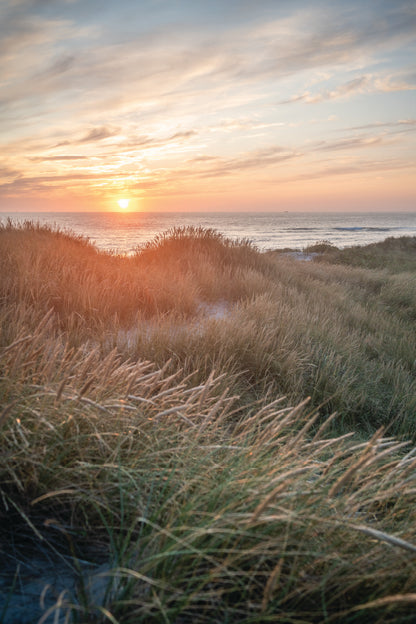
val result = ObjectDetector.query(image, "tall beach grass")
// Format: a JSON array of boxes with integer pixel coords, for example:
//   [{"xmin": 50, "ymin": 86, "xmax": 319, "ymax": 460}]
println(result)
[{"xmin": 1, "ymin": 221, "xmax": 416, "ymax": 623}]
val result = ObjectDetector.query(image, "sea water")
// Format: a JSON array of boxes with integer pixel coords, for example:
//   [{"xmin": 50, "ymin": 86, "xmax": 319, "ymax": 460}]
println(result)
[{"xmin": 2, "ymin": 211, "xmax": 416, "ymax": 255}]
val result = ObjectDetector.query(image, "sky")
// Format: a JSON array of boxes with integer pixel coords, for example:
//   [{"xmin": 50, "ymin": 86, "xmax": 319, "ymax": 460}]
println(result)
[{"xmin": 1, "ymin": 0, "xmax": 415, "ymax": 213}]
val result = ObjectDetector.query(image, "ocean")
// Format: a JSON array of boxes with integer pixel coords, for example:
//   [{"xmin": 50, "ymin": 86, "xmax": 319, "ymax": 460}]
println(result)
[{"xmin": 2, "ymin": 211, "xmax": 416, "ymax": 255}]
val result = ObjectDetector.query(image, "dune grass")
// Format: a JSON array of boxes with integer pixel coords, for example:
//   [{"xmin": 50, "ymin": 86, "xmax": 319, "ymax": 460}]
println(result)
[
  {"xmin": 1, "ymin": 221, "xmax": 416, "ymax": 623},
  {"xmin": 312, "ymin": 235, "xmax": 416, "ymax": 273}
]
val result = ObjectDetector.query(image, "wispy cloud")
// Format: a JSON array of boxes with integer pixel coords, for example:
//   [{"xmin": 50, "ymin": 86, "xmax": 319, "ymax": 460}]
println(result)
[
  {"xmin": 79, "ymin": 126, "xmax": 120, "ymax": 143},
  {"xmin": 279, "ymin": 72, "xmax": 416, "ymax": 105},
  {"xmin": 2, "ymin": 2, "xmax": 414, "ymax": 124},
  {"xmin": 29, "ymin": 155, "xmax": 88, "ymax": 161},
  {"xmin": 284, "ymin": 157, "xmax": 415, "ymax": 183},
  {"xmin": 348, "ymin": 119, "xmax": 416, "ymax": 132},
  {"xmin": 312, "ymin": 135, "xmax": 387, "ymax": 152},
  {"xmin": 171, "ymin": 146, "xmax": 299, "ymax": 181}
]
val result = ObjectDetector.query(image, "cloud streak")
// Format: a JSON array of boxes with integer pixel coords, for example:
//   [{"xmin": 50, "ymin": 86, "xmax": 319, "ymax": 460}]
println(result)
[
  {"xmin": 279, "ymin": 71, "xmax": 416, "ymax": 105},
  {"xmin": 186, "ymin": 146, "xmax": 298, "ymax": 179}
]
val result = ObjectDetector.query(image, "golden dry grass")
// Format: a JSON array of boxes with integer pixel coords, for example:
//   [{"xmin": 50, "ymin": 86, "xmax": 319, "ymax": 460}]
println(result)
[{"xmin": 1, "ymin": 221, "xmax": 416, "ymax": 623}]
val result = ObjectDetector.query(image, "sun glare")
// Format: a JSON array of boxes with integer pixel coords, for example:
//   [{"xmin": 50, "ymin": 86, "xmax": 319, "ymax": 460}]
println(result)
[{"xmin": 117, "ymin": 198, "xmax": 130, "ymax": 209}]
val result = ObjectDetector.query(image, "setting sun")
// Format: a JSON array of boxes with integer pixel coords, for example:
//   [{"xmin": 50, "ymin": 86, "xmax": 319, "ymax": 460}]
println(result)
[{"xmin": 117, "ymin": 199, "xmax": 130, "ymax": 209}]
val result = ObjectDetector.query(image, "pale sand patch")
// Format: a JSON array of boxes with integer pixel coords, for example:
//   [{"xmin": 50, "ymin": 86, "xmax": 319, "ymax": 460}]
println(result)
[
  {"xmin": 283, "ymin": 251, "xmax": 319, "ymax": 261},
  {"xmin": 113, "ymin": 300, "xmax": 233, "ymax": 350}
]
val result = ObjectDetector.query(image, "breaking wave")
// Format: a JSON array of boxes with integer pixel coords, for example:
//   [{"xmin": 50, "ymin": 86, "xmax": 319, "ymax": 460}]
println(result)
[{"xmin": 334, "ymin": 227, "xmax": 391, "ymax": 232}]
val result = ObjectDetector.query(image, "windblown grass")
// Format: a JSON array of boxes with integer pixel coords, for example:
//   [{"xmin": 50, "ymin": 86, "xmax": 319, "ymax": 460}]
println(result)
[
  {"xmin": 312, "ymin": 235, "xmax": 416, "ymax": 273},
  {"xmin": 1, "ymin": 221, "xmax": 416, "ymax": 622},
  {"xmin": 0, "ymin": 221, "xmax": 272, "ymax": 330}
]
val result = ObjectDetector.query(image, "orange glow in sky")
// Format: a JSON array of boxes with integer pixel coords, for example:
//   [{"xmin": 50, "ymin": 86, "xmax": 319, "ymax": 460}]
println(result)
[{"xmin": 0, "ymin": 1, "xmax": 415, "ymax": 212}]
